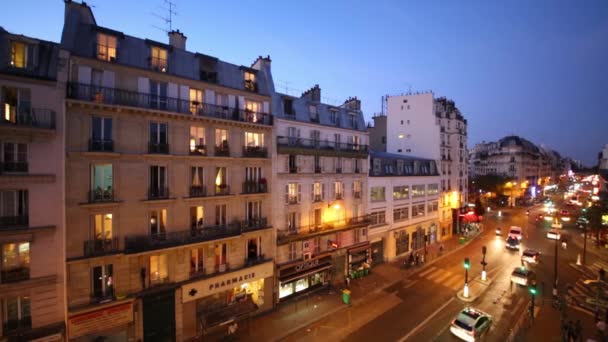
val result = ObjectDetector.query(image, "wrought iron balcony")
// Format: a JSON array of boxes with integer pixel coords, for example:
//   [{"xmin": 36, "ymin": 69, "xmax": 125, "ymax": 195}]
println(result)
[
  {"xmin": 244, "ymin": 254, "xmax": 267, "ymax": 267},
  {"xmin": 0, "ymin": 267, "xmax": 30, "ymax": 283},
  {"xmin": 89, "ymin": 139, "xmax": 114, "ymax": 152},
  {"xmin": 242, "ymin": 146, "xmax": 268, "ymax": 158},
  {"xmin": 83, "ymin": 237, "xmax": 120, "ymax": 257},
  {"xmin": 315, "ymin": 166, "xmax": 322, "ymax": 174},
  {"xmin": 0, "ymin": 215, "xmax": 28, "ymax": 229},
  {"xmin": 190, "ymin": 144, "xmax": 207, "ymax": 156},
  {"xmin": 2, "ymin": 317, "xmax": 31, "ymax": 334},
  {"xmin": 148, "ymin": 142, "xmax": 169, "ymax": 154},
  {"xmin": 277, "ymin": 215, "xmax": 371, "ymax": 245},
  {"xmin": 89, "ymin": 188, "xmax": 114, "ymax": 203},
  {"xmin": 277, "ymin": 136, "xmax": 369, "ymax": 157},
  {"xmin": 148, "ymin": 187, "xmax": 170, "ymax": 200},
  {"xmin": 189, "ymin": 185, "xmax": 207, "ymax": 198},
  {"xmin": 312, "ymin": 194, "xmax": 322, "ymax": 202},
  {"xmin": 354, "ymin": 191, "xmax": 362, "ymax": 199},
  {"xmin": 214, "ymin": 144, "xmax": 230, "ymax": 157},
  {"xmin": 215, "ymin": 184, "xmax": 230, "ymax": 196},
  {"xmin": 0, "ymin": 161, "xmax": 28, "ymax": 173},
  {"xmin": 0, "ymin": 106, "xmax": 56, "ymax": 130},
  {"xmin": 335, "ymin": 168, "xmax": 342, "ymax": 174},
  {"xmin": 242, "ymin": 181, "xmax": 267, "ymax": 194},
  {"xmin": 238, "ymin": 217, "xmax": 269, "ymax": 232},
  {"xmin": 67, "ymin": 83, "xmax": 272, "ymax": 125}
]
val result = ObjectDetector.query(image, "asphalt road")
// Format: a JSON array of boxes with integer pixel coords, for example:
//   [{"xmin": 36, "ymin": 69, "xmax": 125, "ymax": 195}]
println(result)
[{"xmin": 281, "ymin": 202, "xmax": 606, "ymax": 342}]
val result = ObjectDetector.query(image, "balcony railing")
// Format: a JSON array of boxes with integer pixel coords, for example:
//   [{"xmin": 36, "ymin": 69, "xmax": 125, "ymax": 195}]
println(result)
[
  {"xmin": 67, "ymin": 83, "xmax": 272, "ymax": 125},
  {"xmin": 84, "ymin": 237, "xmax": 120, "ymax": 257},
  {"xmin": 190, "ymin": 144, "xmax": 207, "ymax": 156},
  {"xmin": 89, "ymin": 188, "xmax": 114, "ymax": 203},
  {"xmin": 0, "ymin": 215, "xmax": 28, "ymax": 229},
  {"xmin": 2, "ymin": 317, "xmax": 32, "ymax": 334},
  {"xmin": 335, "ymin": 168, "xmax": 342, "ymax": 174},
  {"xmin": 312, "ymin": 194, "xmax": 322, "ymax": 202},
  {"xmin": 148, "ymin": 142, "xmax": 169, "ymax": 154},
  {"xmin": 335, "ymin": 192, "xmax": 344, "ymax": 200},
  {"xmin": 315, "ymin": 166, "xmax": 322, "ymax": 173},
  {"xmin": 215, "ymin": 185, "xmax": 230, "ymax": 196},
  {"xmin": 287, "ymin": 196, "xmax": 298, "ymax": 205},
  {"xmin": 124, "ymin": 221, "xmax": 269, "ymax": 254},
  {"xmin": 148, "ymin": 187, "xmax": 170, "ymax": 200},
  {"xmin": 277, "ymin": 136, "xmax": 369, "ymax": 155},
  {"xmin": 91, "ymin": 288, "xmax": 115, "ymax": 304},
  {"xmin": 277, "ymin": 215, "xmax": 371, "ymax": 244},
  {"xmin": 0, "ymin": 106, "xmax": 56, "ymax": 130},
  {"xmin": 242, "ymin": 181, "xmax": 267, "ymax": 194},
  {"xmin": 189, "ymin": 185, "xmax": 207, "ymax": 198},
  {"xmin": 242, "ymin": 146, "xmax": 268, "ymax": 158},
  {"xmin": 0, "ymin": 267, "xmax": 30, "ymax": 283},
  {"xmin": 244, "ymin": 254, "xmax": 267, "ymax": 267},
  {"xmin": 89, "ymin": 139, "xmax": 114, "ymax": 152},
  {"xmin": 0, "ymin": 161, "xmax": 28, "ymax": 173},
  {"xmin": 354, "ymin": 191, "xmax": 362, "ymax": 199},
  {"xmin": 239, "ymin": 217, "xmax": 269, "ymax": 232},
  {"xmin": 214, "ymin": 144, "xmax": 230, "ymax": 157}
]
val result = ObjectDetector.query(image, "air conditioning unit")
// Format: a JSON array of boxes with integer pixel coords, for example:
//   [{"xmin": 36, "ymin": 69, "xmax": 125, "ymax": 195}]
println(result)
[{"xmin": 303, "ymin": 252, "xmax": 312, "ymax": 260}]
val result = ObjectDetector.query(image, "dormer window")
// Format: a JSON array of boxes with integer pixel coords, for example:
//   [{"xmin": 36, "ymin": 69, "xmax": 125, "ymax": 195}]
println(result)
[
  {"xmin": 244, "ymin": 72, "xmax": 257, "ymax": 92},
  {"xmin": 10, "ymin": 41, "xmax": 28, "ymax": 68},
  {"xmin": 309, "ymin": 105, "xmax": 318, "ymax": 123},
  {"xmin": 97, "ymin": 33, "xmax": 117, "ymax": 62},
  {"xmin": 329, "ymin": 110, "xmax": 338, "ymax": 124},
  {"xmin": 151, "ymin": 46, "xmax": 168, "ymax": 72}
]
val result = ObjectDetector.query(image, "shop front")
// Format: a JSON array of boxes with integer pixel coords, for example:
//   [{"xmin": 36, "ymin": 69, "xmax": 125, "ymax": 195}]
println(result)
[
  {"xmin": 277, "ymin": 255, "xmax": 332, "ymax": 302},
  {"xmin": 68, "ymin": 301, "xmax": 134, "ymax": 341},
  {"xmin": 371, "ymin": 239, "xmax": 384, "ymax": 265},
  {"xmin": 181, "ymin": 261, "xmax": 274, "ymax": 333},
  {"xmin": 347, "ymin": 242, "xmax": 371, "ymax": 279}
]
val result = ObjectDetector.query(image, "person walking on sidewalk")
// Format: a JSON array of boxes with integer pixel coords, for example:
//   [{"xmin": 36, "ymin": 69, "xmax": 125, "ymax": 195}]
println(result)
[{"xmin": 408, "ymin": 252, "xmax": 414, "ymax": 267}]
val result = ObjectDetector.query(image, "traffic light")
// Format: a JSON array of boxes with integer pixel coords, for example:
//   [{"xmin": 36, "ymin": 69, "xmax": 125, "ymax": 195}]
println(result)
[
  {"xmin": 464, "ymin": 257, "xmax": 470, "ymax": 269},
  {"xmin": 529, "ymin": 283, "xmax": 537, "ymax": 296}
]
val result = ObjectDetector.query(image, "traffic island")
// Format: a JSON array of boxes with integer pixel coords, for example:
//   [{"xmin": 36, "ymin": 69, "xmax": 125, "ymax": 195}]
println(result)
[{"xmin": 456, "ymin": 275, "xmax": 493, "ymax": 302}]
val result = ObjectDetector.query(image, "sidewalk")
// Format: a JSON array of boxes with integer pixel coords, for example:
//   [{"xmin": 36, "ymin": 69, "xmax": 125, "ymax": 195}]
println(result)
[
  {"xmin": 570, "ymin": 230, "xmax": 608, "ymax": 260},
  {"xmin": 206, "ymin": 231, "xmax": 481, "ymax": 341}
]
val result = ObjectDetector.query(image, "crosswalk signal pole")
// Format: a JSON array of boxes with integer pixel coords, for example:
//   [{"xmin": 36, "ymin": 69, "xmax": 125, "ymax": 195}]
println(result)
[{"xmin": 464, "ymin": 257, "xmax": 470, "ymax": 298}]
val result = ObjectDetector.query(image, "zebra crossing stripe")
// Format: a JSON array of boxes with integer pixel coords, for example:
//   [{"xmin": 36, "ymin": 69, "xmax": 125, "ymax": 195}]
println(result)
[
  {"xmin": 427, "ymin": 269, "xmax": 448, "ymax": 281},
  {"xmin": 418, "ymin": 266, "xmax": 437, "ymax": 277},
  {"xmin": 432, "ymin": 271, "xmax": 453, "ymax": 284},
  {"xmin": 444, "ymin": 274, "xmax": 464, "ymax": 290}
]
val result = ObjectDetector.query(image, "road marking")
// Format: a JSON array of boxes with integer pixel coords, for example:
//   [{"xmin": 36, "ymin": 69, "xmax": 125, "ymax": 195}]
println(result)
[
  {"xmin": 398, "ymin": 297, "xmax": 456, "ymax": 342},
  {"xmin": 444, "ymin": 274, "xmax": 464, "ymax": 290},
  {"xmin": 427, "ymin": 269, "xmax": 448, "ymax": 281},
  {"xmin": 418, "ymin": 266, "xmax": 437, "ymax": 277},
  {"xmin": 402, "ymin": 279, "xmax": 419, "ymax": 289},
  {"xmin": 433, "ymin": 271, "xmax": 454, "ymax": 284}
]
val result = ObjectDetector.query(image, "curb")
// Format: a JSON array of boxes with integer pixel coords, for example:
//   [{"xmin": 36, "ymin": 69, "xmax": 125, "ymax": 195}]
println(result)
[{"xmin": 273, "ymin": 232, "xmax": 484, "ymax": 341}]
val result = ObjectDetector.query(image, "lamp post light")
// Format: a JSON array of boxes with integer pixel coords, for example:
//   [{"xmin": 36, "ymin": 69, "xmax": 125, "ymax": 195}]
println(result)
[
  {"xmin": 481, "ymin": 246, "xmax": 488, "ymax": 281},
  {"xmin": 464, "ymin": 257, "xmax": 470, "ymax": 298}
]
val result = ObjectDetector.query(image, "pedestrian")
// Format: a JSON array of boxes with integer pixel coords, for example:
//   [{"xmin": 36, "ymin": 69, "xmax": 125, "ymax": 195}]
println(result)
[
  {"xmin": 439, "ymin": 244, "xmax": 444, "ymax": 254},
  {"xmin": 574, "ymin": 319, "xmax": 582, "ymax": 342},
  {"xmin": 408, "ymin": 252, "xmax": 414, "ymax": 267},
  {"xmin": 415, "ymin": 252, "xmax": 419, "ymax": 266},
  {"xmin": 562, "ymin": 239, "xmax": 567, "ymax": 250}
]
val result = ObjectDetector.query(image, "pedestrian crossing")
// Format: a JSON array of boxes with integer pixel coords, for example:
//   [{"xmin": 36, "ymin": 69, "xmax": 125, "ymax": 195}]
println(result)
[
  {"xmin": 416, "ymin": 266, "xmax": 465, "ymax": 291},
  {"xmin": 566, "ymin": 260, "xmax": 608, "ymax": 315}
]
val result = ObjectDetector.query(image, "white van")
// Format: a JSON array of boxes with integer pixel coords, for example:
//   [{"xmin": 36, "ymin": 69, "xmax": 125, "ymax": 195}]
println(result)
[{"xmin": 508, "ymin": 226, "xmax": 522, "ymax": 241}]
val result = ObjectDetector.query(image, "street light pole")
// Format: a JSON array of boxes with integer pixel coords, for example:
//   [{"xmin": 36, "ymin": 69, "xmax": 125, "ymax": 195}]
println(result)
[
  {"xmin": 481, "ymin": 246, "xmax": 487, "ymax": 281},
  {"xmin": 553, "ymin": 217, "xmax": 559, "ymax": 296}
]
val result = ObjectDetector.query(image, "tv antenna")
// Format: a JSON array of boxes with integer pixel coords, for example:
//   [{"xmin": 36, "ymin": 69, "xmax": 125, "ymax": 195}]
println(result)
[{"xmin": 151, "ymin": 0, "xmax": 178, "ymax": 34}]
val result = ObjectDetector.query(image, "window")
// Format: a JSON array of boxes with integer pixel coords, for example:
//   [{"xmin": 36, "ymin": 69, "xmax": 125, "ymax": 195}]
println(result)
[
  {"xmin": 288, "ymin": 243, "xmax": 298, "ymax": 261},
  {"xmin": 189, "ymin": 88, "xmax": 203, "ymax": 114},
  {"xmin": 312, "ymin": 237, "xmax": 321, "ymax": 254},
  {"xmin": 309, "ymin": 105, "xmax": 318, "ymax": 122},
  {"xmin": 244, "ymin": 71, "xmax": 257, "ymax": 91},
  {"xmin": 286, "ymin": 183, "xmax": 300, "ymax": 204},
  {"xmin": 1, "ymin": 242, "xmax": 30, "ymax": 282},
  {"xmin": 214, "ymin": 167, "xmax": 227, "ymax": 195},
  {"xmin": 190, "ymin": 248, "xmax": 205, "ymax": 276},
  {"xmin": 370, "ymin": 187, "xmax": 386, "ymax": 202},
  {"xmin": 91, "ymin": 164, "xmax": 113, "ymax": 201},
  {"xmin": 190, "ymin": 206, "xmax": 204, "ymax": 229},
  {"xmin": 370, "ymin": 211, "xmax": 386, "ymax": 226},
  {"xmin": 0, "ymin": 190, "xmax": 28, "ymax": 226},
  {"xmin": 215, "ymin": 243, "xmax": 227, "ymax": 270},
  {"xmin": 190, "ymin": 167, "xmax": 204, "ymax": 196},
  {"xmin": 190, "ymin": 126, "xmax": 206, "ymax": 155},
  {"xmin": 354, "ymin": 159, "xmax": 361, "ymax": 173},
  {"xmin": 348, "ymin": 114, "xmax": 356, "ymax": 128},
  {"xmin": 412, "ymin": 185, "xmax": 425, "ymax": 197},
  {"xmin": 335, "ymin": 158, "xmax": 342, "ymax": 173},
  {"xmin": 93, "ymin": 213, "xmax": 113, "ymax": 241},
  {"xmin": 215, "ymin": 204, "xmax": 227, "ymax": 225},
  {"xmin": 283, "ymin": 98, "xmax": 294, "ymax": 115},
  {"xmin": 246, "ymin": 200, "xmax": 262, "ymax": 221},
  {"xmin": 393, "ymin": 186, "xmax": 409, "ymax": 200},
  {"xmin": 215, "ymin": 128, "xmax": 229, "ymax": 154},
  {"xmin": 149, "ymin": 209, "xmax": 166, "ymax": 236},
  {"xmin": 334, "ymin": 181, "xmax": 344, "ymax": 200},
  {"xmin": 92, "ymin": 117, "xmax": 112, "ymax": 149},
  {"xmin": 1, "ymin": 143, "xmax": 27, "ymax": 172},
  {"xmin": 245, "ymin": 100, "xmax": 262, "ymax": 122},
  {"xmin": 10, "ymin": 42, "xmax": 28, "ymax": 68},
  {"xmin": 97, "ymin": 33, "xmax": 117, "ymax": 61},
  {"xmin": 427, "ymin": 184, "xmax": 439, "ymax": 195},
  {"xmin": 394, "ymin": 207, "xmax": 409, "ymax": 222},
  {"xmin": 428, "ymin": 201, "xmax": 439, "ymax": 212},
  {"xmin": 149, "ymin": 122, "xmax": 168, "ymax": 151},
  {"xmin": 245, "ymin": 132, "xmax": 264, "ymax": 147},
  {"xmin": 2, "ymin": 296, "xmax": 31, "ymax": 332},
  {"xmin": 288, "ymin": 155, "xmax": 297, "ymax": 173},
  {"xmin": 314, "ymin": 155, "xmax": 321, "ymax": 173},
  {"xmin": 150, "ymin": 46, "xmax": 168, "ymax": 72},
  {"xmin": 329, "ymin": 110, "xmax": 338, "ymax": 124},
  {"xmin": 149, "ymin": 81, "xmax": 168, "ymax": 109},
  {"xmin": 149, "ymin": 165, "xmax": 167, "ymax": 198},
  {"xmin": 353, "ymin": 180, "xmax": 361, "ymax": 199},
  {"xmin": 2, "ymin": 87, "xmax": 31, "ymax": 124},
  {"xmin": 412, "ymin": 203, "xmax": 425, "ymax": 217},
  {"xmin": 287, "ymin": 212, "xmax": 298, "ymax": 232},
  {"xmin": 312, "ymin": 182, "xmax": 323, "ymax": 202},
  {"xmin": 150, "ymin": 254, "xmax": 168, "ymax": 284},
  {"xmin": 92, "ymin": 264, "xmax": 113, "ymax": 300}
]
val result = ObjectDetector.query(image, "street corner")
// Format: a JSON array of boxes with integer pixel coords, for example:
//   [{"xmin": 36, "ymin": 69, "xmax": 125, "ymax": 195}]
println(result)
[{"xmin": 456, "ymin": 289, "xmax": 477, "ymax": 302}]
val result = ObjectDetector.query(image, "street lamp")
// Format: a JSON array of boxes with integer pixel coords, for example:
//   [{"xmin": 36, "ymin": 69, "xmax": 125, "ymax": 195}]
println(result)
[
  {"xmin": 481, "ymin": 246, "xmax": 487, "ymax": 281},
  {"xmin": 464, "ymin": 257, "xmax": 470, "ymax": 298}
]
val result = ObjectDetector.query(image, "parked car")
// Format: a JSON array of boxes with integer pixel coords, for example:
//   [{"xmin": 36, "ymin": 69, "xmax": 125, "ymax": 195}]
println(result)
[
  {"xmin": 506, "ymin": 236, "xmax": 520, "ymax": 250},
  {"xmin": 547, "ymin": 229, "xmax": 561, "ymax": 240},
  {"xmin": 511, "ymin": 267, "xmax": 535, "ymax": 286},
  {"xmin": 522, "ymin": 249, "xmax": 541, "ymax": 264},
  {"xmin": 450, "ymin": 307, "xmax": 492, "ymax": 342}
]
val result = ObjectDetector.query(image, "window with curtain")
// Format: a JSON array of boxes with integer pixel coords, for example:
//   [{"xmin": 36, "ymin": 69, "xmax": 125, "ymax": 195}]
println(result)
[
  {"xmin": 93, "ymin": 213, "xmax": 113, "ymax": 240},
  {"xmin": 97, "ymin": 33, "xmax": 117, "ymax": 61},
  {"xmin": 149, "ymin": 209, "xmax": 166, "ymax": 236},
  {"xmin": 150, "ymin": 46, "xmax": 167, "ymax": 72},
  {"xmin": 10, "ymin": 42, "xmax": 28, "ymax": 68},
  {"xmin": 150, "ymin": 254, "xmax": 168, "ymax": 284},
  {"xmin": 189, "ymin": 88, "xmax": 203, "ymax": 114}
]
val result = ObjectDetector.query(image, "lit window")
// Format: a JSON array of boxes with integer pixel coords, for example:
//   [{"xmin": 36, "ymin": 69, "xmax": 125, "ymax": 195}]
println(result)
[
  {"xmin": 244, "ymin": 71, "xmax": 256, "ymax": 91},
  {"xmin": 150, "ymin": 46, "xmax": 168, "ymax": 72},
  {"xmin": 190, "ymin": 126, "xmax": 205, "ymax": 154},
  {"xmin": 245, "ymin": 132, "xmax": 264, "ymax": 147},
  {"xmin": 97, "ymin": 33, "xmax": 117, "ymax": 61},
  {"xmin": 150, "ymin": 254, "xmax": 168, "ymax": 284},
  {"xmin": 10, "ymin": 42, "xmax": 27, "ymax": 68},
  {"xmin": 189, "ymin": 88, "xmax": 203, "ymax": 114}
]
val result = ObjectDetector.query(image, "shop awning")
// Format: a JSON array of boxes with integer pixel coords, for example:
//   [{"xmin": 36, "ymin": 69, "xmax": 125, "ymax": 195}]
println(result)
[
  {"xmin": 279, "ymin": 264, "xmax": 332, "ymax": 284},
  {"xmin": 348, "ymin": 242, "xmax": 371, "ymax": 254}
]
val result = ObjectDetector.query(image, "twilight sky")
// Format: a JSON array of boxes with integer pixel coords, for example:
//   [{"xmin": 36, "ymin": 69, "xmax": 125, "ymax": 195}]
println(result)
[{"xmin": 2, "ymin": 0, "xmax": 607, "ymax": 165}]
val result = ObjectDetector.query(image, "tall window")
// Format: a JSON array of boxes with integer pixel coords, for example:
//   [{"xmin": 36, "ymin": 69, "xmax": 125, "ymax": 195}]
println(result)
[
  {"xmin": 245, "ymin": 167, "xmax": 261, "ymax": 182},
  {"xmin": 393, "ymin": 186, "xmax": 409, "ymax": 200},
  {"xmin": 149, "ymin": 122, "xmax": 168, "ymax": 149},
  {"xmin": 150, "ymin": 254, "xmax": 168, "ymax": 284},
  {"xmin": 92, "ymin": 116, "xmax": 112, "ymax": 149},
  {"xmin": 1, "ymin": 242, "xmax": 30, "ymax": 281},
  {"xmin": 1, "ymin": 143, "xmax": 27, "ymax": 173},
  {"xmin": 334, "ymin": 181, "xmax": 344, "ymax": 200},
  {"xmin": 309, "ymin": 105, "xmax": 318, "ymax": 122},
  {"xmin": 2, "ymin": 296, "xmax": 31, "ymax": 332},
  {"xmin": 312, "ymin": 182, "xmax": 323, "ymax": 202},
  {"xmin": 286, "ymin": 183, "xmax": 300, "ymax": 204},
  {"xmin": 97, "ymin": 33, "xmax": 117, "ymax": 61},
  {"xmin": 2, "ymin": 87, "xmax": 31, "ymax": 123},
  {"xmin": 149, "ymin": 165, "xmax": 167, "ymax": 198},
  {"xmin": 329, "ymin": 110, "xmax": 337, "ymax": 124},
  {"xmin": 93, "ymin": 213, "xmax": 113, "ymax": 241},
  {"xmin": 150, "ymin": 46, "xmax": 168, "ymax": 72},
  {"xmin": 288, "ymin": 243, "xmax": 297, "ymax": 261},
  {"xmin": 215, "ymin": 243, "xmax": 227, "ymax": 269},
  {"xmin": 245, "ymin": 100, "xmax": 261, "ymax": 122},
  {"xmin": 335, "ymin": 158, "xmax": 342, "ymax": 173},
  {"xmin": 190, "ymin": 166, "xmax": 204, "ymax": 197},
  {"xmin": 244, "ymin": 72, "xmax": 256, "ymax": 92},
  {"xmin": 190, "ymin": 248, "xmax": 205, "ymax": 276},
  {"xmin": 0, "ymin": 190, "xmax": 28, "ymax": 226},
  {"xmin": 189, "ymin": 126, "xmax": 206, "ymax": 155},
  {"xmin": 215, "ymin": 128, "xmax": 229, "ymax": 155},
  {"xmin": 91, "ymin": 164, "xmax": 113, "ymax": 201},
  {"xmin": 215, "ymin": 167, "xmax": 227, "ymax": 195},
  {"xmin": 314, "ymin": 155, "xmax": 321, "ymax": 173},
  {"xmin": 287, "ymin": 212, "xmax": 298, "ymax": 232},
  {"xmin": 353, "ymin": 180, "xmax": 361, "ymax": 199},
  {"xmin": 149, "ymin": 81, "xmax": 168, "ymax": 109},
  {"xmin": 190, "ymin": 206, "xmax": 204, "ymax": 229},
  {"xmin": 246, "ymin": 200, "xmax": 262, "ymax": 221},
  {"xmin": 215, "ymin": 204, "xmax": 227, "ymax": 225},
  {"xmin": 10, "ymin": 42, "xmax": 28, "ymax": 68},
  {"xmin": 245, "ymin": 132, "xmax": 263, "ymax": 147},
  {"xmin": 149, "ymin": 209, "xmax": 166, "ymax": 237},
  {"xmin": 288, "ymin": 155, "xmax": 297, "ymax": 173},
  {"xmin": 189, "ymin": 88, "xmax": 203, "ymax": 114},
  {"xmin": 92, "ymin": 264, "xmax": 113, "ymax": 300},
  {"xmin": 370, "ymin": 187, "xmax": 386, "ymax": 202}
]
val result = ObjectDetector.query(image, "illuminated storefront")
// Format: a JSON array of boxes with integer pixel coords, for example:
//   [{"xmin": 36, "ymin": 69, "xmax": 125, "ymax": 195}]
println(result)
[
  {"xmin": 277, "ymin": 255, "xmax": 332, "ymax": 301},
  {"xmin": 347, "ymin": 242, "xmax": 371, "ymax": 279}
]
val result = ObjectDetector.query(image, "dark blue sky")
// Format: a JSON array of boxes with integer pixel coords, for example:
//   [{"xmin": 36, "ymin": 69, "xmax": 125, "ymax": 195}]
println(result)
[{"xmin": 2, "ymin": 0, "xmax": 607, "ymax": 165}]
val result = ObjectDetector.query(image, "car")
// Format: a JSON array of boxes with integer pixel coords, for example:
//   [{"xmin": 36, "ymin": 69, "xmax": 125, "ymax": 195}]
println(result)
[
  {"xmin": 536, "ymin": 214, "xmax": 544, "ymax": 221},
  {"xmin": 449, "ymin": 307, "xmax": 492, "ymax": 342},
  {"xmin": 547, "ymin": 229, "xmax": 561, "ymax": 240},
  {"xmin": 522, "ymin": 249, "xmax": 541, "ymax": 264},
  {"xmin": 508, "ymin": 226, "xmax": 522, "ymax": 241},
  {"xmin": 561, "ymin": 210, "xmax": 570, "ymax": 216},
  {"xmin": 506, "ymin": 236, "xmax": 520, "ymax": 250},
  {"xmin": 495, "ymin": 227, "xmax": 502, "ymax": 235},
  {"xmin": 511, "ymin": 267, "xmax": 535, "ymax": 286},
  {"xmin": 577, "ymin": 217, "xmax": 589, "ymax": 228}
]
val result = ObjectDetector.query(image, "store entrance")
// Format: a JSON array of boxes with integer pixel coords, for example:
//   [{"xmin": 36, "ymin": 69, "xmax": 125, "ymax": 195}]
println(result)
[{"xmin": 143, "ymin": 290, "xmax": 175, "ymax": 342}]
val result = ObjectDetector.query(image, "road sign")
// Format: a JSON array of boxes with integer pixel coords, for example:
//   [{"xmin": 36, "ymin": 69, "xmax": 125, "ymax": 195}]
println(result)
[{"xmin": 586, "ymin": 297, "xmax": 608, "ymax": 308}]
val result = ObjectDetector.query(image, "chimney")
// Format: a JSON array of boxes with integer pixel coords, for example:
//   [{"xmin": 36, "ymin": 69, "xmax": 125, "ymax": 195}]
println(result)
[
  {"xmin": 301, "ymin": 84, "xmax": 321, "ymax": 102},
  {"xmin": 342, "ymin": 96, "xmax": 361, "ymax": 111},
  {"xmin": 168, "ymin": 29, "xmax": 187, "ymax": 50}
]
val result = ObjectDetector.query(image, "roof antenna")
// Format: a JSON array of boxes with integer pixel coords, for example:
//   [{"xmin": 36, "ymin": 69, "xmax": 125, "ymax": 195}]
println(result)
[{"xmin": 151, "ymin": 0, "xmax": 178, "ymax": 34}]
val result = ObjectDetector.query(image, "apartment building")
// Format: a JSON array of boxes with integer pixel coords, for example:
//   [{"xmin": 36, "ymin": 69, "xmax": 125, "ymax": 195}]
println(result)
[
  {"xmin": 271, "ymin": 85, "xmax": 370, "ymax": 302},
  {"xmin": 61, "ymin": 2, "xmax": 274, "ymax": 340},
  {"xmin": 367, "ymin": 152, "xmax": 441, "ymax": 262},
  {"xmin": 0, "ymin": 28, "xmax": 66, "ymax": 340},
  {"xmin": 369, "ymin": 92, "xmax": 468, "ymax": 238}
]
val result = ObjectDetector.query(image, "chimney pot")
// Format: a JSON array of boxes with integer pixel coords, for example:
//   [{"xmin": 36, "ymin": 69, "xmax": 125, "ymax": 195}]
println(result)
[{"xmin": 168, "ymin": 30, "xmax": 187, "ymax": 50}]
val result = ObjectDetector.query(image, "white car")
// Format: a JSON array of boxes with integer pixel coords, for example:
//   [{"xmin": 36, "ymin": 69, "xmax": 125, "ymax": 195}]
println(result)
[
  {"xmin": 511, "ymin": 267, "xmax": 535, "ymax": 286},
  {"xmin": 522, "ymin": 249, "xmax": 541, "ymax": 264},
  {"xmin": 450, "ymin": 307, "xmax": 492, "ymax": 342},
  {"xmin": 508, "ymin": 226, "xmax": 522, "ymax": 241},
  {"xmin": 547, "ymin": 229, "xmax": 561, "ymax": 240}
]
